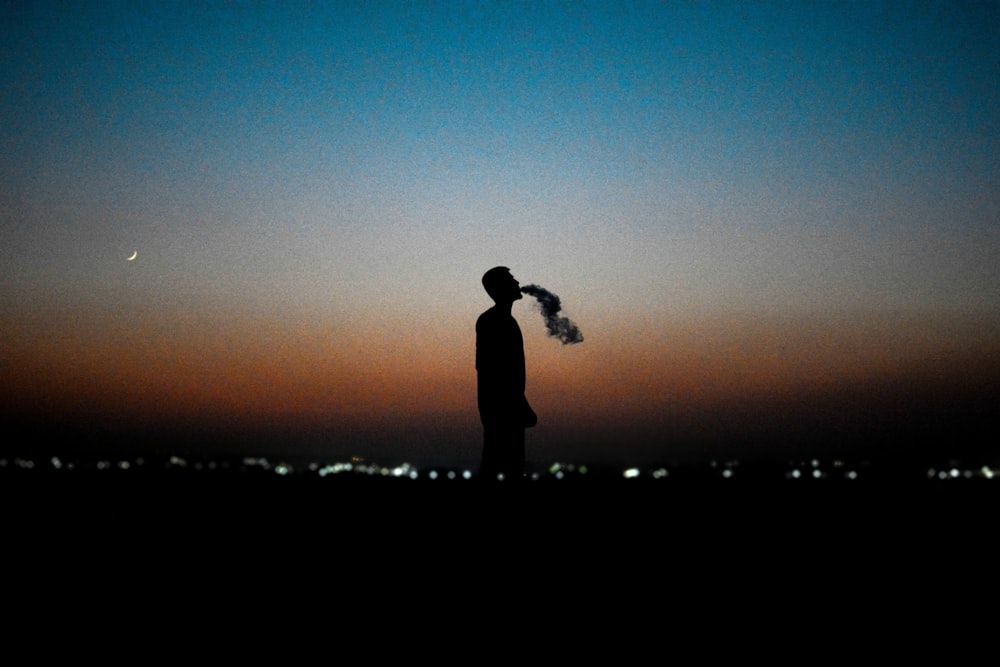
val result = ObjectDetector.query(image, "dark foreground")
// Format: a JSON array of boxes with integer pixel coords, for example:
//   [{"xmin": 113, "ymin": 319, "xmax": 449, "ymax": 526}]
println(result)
[
  {"xmin": 4, "ymin": 451, "xmax": 994, "ymax": 524},
  {"xmin": 3, "ymin": 452, "xmax": 996, "ymax": 612}
]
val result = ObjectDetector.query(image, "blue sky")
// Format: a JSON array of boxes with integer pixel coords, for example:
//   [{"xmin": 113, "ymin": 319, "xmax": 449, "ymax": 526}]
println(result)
[{"xmin": 3, "ymin": 1, "xmax": 998, "ymax": 466}]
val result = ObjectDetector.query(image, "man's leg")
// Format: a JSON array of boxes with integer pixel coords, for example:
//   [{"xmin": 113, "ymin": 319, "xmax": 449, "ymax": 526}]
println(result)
[{"xmin": 481, "ymin": 426, "xmax": 525, "ymax": 481}]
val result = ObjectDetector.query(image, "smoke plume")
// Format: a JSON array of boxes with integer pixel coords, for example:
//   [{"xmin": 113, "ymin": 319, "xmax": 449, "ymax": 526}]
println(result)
[{"xmin": 520, "ymin": 284, "xmax": 584, "ymax": 345}]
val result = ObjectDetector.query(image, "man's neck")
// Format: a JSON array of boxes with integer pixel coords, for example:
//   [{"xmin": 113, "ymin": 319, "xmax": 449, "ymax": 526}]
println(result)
[{"xmin": 492, "ymin": 300, "xmax": 514, "ymax": 315}]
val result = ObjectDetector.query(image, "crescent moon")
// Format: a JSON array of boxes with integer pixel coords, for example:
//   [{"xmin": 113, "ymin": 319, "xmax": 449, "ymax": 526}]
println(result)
[{"xmin": 126, "ymin": 251, "xmax": 137, "ymax": 261}]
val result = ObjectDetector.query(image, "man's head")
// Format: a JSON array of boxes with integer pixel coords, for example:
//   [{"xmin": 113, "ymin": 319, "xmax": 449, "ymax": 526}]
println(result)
[{"xmin": 482, "ymin": 266, "xmax": 523, "ymax": 305}]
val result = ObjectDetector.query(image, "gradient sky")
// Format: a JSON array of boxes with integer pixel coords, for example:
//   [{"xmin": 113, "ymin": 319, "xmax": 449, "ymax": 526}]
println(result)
[{"xmin": 3, "ymin": 1, "xmax": 998, "ymax": 467}]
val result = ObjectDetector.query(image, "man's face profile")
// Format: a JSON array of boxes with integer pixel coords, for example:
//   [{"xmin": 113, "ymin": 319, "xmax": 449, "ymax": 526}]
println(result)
[{"xmin": 483, "ymin": 266, "xmax": 523, "ymax": 304}]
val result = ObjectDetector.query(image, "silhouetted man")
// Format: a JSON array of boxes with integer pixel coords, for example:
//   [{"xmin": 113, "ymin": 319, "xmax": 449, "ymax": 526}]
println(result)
[{"xmin": 476, "ymin": 266, "xmax": 537, "ymax": 481}]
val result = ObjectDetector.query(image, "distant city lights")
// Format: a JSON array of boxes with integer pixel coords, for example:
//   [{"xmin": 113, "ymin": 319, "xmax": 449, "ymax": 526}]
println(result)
[{"xmin": 0, "ymin": 454, "xmax": 996, "ymax": 485}]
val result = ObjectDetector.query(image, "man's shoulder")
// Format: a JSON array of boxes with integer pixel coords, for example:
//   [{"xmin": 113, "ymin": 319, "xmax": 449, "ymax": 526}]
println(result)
[
  {"xmin": 478, "ymin": 306, "xmax": 518, "ymax": 334},
  {"xmin": 477, "ymin": 306, "xmax": 502, "ymax": 326}
]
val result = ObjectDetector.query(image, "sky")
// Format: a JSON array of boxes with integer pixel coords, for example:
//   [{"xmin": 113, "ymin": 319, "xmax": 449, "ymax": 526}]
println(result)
[{"xmin": 2, "ymin": 1, "xmax": 998, "ymax": 469}]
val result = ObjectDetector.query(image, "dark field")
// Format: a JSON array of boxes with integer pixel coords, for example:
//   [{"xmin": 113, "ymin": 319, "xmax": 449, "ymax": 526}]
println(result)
[
  {"xmin": 4, "ymin": 447, "xmax": 994, "ymax": 523},
  {"xmin": 3, "ymin": 445, "xmax": 995, "ymax": 599}
]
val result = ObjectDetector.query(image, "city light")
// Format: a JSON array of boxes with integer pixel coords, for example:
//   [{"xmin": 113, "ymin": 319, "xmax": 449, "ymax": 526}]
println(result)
[{"xmin": 0, "ymin": 452, "xmax": 995, "ymax": 487}]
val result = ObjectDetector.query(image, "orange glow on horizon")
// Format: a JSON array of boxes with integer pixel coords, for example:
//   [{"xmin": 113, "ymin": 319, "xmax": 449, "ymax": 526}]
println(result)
[{"xmin": 4, "ymin": 299, "xmax": 997, "ymax": 454}]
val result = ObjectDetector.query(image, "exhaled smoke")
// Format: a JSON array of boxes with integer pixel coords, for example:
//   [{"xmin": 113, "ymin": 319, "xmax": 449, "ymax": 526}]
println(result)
[{"xmin": 520, "ymin": 284, "xmax": 584, "ymax": 345}]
